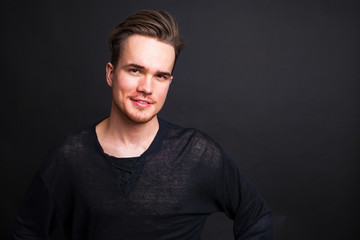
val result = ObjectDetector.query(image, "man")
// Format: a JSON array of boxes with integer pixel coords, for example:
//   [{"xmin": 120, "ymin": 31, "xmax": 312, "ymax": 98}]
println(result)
[{"xmin": 12, "ymin": 10, "xmax": 273, "ymax": 239}]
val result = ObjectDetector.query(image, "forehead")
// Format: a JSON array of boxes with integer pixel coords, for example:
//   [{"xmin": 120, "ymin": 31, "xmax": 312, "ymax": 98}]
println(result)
[{"xmin": 119, "ymin": 34, "xmax": 175, "ymax": 72}]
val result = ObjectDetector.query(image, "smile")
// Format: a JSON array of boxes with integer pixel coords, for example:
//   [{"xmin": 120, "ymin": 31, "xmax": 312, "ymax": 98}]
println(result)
[{"xmin": 131, "ymin": 98, "xmax": 153, "ymax": 108}]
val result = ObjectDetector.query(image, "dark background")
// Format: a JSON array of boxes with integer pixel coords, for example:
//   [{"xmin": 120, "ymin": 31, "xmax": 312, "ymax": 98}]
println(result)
[{"xmin": 2, "ymin": 0, "xmax": 359, "ymax": 239}]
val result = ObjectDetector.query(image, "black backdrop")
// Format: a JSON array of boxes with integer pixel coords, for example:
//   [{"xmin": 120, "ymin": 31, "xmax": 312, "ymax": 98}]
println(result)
[{"xmin": 2, "ymin": 0, "xmax": 359, "ymax": 239}]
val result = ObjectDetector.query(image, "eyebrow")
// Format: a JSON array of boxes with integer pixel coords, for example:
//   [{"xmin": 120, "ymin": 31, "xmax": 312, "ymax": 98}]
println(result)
[
  {"xmin": 125, "ymin": 63, "xmax": 145, "ymax": 70},
  {"xmin": 124, "ymin": 63, "xmax": 172, "ymax": 77}
]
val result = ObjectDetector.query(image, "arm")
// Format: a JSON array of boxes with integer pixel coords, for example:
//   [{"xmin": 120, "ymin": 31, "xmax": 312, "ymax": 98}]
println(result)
[
  {"xmin": 219, "ymin": 152, "xmax": 273, "ymax": 240},
  {"xmin": 11, "ymin": 144, "xmax": 72, "ymax": 240},
  {"xmin": 11, "ymin": 171, "xmax": 62, "ymax": 240}
]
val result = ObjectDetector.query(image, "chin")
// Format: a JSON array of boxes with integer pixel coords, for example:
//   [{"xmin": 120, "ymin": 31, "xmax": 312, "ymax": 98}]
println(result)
[
  {"xmin": 124, "ymin": 111, "xmax": 158, "ymax": 124},
  {"xmin": 113, "ymin": 102, "xmax": 161, "ymax": 125}
]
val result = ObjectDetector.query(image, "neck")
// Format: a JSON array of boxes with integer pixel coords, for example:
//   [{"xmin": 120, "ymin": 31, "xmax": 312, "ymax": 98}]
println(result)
[
  {"xmin": 109, "ymin": 111, "xmax": 159, "ymax": 144},
  {"xmin": 96, "ymin": 108, "xmax": 159, "ymax": 158}
]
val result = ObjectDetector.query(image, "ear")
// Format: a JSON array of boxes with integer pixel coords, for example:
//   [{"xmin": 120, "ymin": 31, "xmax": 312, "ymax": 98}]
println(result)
[{"xmin": 106, "ymin": 62, "xmax": 114, "ymax": 87}]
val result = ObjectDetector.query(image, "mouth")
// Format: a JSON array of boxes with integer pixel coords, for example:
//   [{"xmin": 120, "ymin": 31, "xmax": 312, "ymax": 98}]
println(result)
[
  {"xmin": 130, "ymin": 98, "xmax": 153, "ymax": 108},
  {"xmin": 136, "ymin": 100, "xmax": 150, "ymax": 104}
]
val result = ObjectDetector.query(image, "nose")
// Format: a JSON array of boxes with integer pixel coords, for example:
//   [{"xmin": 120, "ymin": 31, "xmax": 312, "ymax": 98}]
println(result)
[{"xmin": 136, "ymin": 74, "xmax": 152, "ymax": 95}]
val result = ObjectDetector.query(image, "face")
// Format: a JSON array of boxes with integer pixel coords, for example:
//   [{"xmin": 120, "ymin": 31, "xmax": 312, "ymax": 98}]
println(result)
[{"xmin": 106, "ymin": 34, "xmax": 175, "ymax": 124}]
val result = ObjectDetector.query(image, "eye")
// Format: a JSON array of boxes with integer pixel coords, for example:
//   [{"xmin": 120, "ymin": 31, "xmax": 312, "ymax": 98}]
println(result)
[
  {"xmin": 156, "ymin": 73, "xmax": 170, "ymax": 80},
  {"xmin": 130, "ymin": 69, "xmax": 139, "ymax": 73}
]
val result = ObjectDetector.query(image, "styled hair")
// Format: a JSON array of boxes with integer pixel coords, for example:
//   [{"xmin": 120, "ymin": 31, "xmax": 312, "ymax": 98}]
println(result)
[{"xmin": 108, "ymin": 10, "xmax": 185, "ymax": 68}]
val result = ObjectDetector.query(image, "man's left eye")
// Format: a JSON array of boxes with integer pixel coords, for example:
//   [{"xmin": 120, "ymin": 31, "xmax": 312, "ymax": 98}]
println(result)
[{"xmin": 156, "ymin": 74, "xmax": 169, "ymax": 80}]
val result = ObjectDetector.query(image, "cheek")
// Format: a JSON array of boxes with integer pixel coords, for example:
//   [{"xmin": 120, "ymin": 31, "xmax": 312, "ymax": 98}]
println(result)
[
  {"xmin": 157, "ymin": 85, "xmax": 171, "ymax": 101},
  {"xmin": 113, "ymin": 75, "xmax": 137, "ymax": 93}
]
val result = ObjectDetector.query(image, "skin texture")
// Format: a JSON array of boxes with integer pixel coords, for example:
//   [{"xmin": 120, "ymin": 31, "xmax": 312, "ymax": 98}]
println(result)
[{"xmin": 96, "ymin": 34, "xmax": 176, "ymax": 158}]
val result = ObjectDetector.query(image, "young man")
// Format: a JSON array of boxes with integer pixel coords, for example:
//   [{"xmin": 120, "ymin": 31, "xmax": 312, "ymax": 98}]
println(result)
[{"xmin": 12, "ymin": 10, "xmax": 273, "ymax": 239}]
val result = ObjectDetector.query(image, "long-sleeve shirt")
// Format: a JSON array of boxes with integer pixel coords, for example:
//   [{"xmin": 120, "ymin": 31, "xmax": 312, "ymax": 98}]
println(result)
[{"xmin": 12, "ymin": 118, "xmax": 273, "ymax": 239}]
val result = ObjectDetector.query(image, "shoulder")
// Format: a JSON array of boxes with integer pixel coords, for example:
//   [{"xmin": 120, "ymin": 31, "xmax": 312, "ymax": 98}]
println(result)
[
  {"xmin": 39, "ymin": 124, "xmax": 97, "ymax": 178},
  {"xmin": 58, "ymin": 125, "xmax": 95, "ymax": 155},
  {"xmin": 160, "ymin": 119, "xmax": 223, "ymax": 165},
  {"xmin": 161, "ymin": 118, "xmax": 219, "ymax": 146},
  {"xmin": 50, "ymin": 124, "xmax": 95, "ymax": 159}
]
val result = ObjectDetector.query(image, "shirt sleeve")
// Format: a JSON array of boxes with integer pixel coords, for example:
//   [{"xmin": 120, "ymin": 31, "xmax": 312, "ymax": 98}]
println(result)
[
  {"xmin": 11, "ymin": 171, "xmax": 63, "ymax": 240},
  {"xmin": 11, "ymin": 141, "xmax": 73, "ymax": 240},
  {"xmin": 218, "ymin": 151, "xmax": 273, "ymax": 240}
]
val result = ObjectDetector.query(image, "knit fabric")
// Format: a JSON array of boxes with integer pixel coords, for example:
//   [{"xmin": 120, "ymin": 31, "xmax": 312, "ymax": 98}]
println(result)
[{"xmin": 12, "ymin": 119, "xmax": 273, "ymax": 239}]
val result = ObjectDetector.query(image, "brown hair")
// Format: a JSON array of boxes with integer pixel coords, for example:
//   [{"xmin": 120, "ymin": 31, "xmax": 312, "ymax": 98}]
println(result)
[{"xmin": 108, "ymin": 10, "xmax": 185, "ymax": 68}]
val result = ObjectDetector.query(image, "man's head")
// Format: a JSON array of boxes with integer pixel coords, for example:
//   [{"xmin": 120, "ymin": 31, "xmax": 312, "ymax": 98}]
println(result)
[
  {"xmin": 108, "ymin": 10, "xmax": 184, "ymax": 69},
  {"xmin": 106, "ymin": 10, "xmax": 184, "ymax": 124}
]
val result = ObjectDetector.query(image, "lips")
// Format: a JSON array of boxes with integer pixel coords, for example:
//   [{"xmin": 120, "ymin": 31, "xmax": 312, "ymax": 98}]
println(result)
[{"xmin": 130, "ymin": 97, "xmax": 154, "ymax": 108}]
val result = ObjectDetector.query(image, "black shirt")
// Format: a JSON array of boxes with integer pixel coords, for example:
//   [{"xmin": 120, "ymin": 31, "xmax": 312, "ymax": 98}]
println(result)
[{"xmin": 12, "ymin": 119, "xmax": 273, "ymax": 239}]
